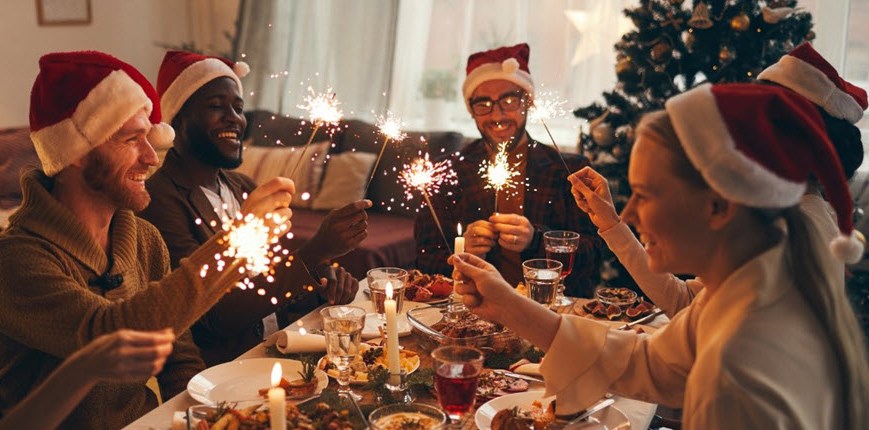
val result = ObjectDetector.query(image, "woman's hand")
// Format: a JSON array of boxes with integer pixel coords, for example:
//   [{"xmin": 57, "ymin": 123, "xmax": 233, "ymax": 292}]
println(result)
[
  {"xmin": 449, "ymin": 253, "xmax": 519, "ymax": 323},
  {"xmin": 568, "ymin": 167, "xmax": 620, "ymax": 231}
]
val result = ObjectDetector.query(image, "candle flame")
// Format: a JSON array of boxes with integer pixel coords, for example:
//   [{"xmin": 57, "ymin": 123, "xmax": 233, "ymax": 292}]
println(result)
[
  {"xmin": 480, "ymin": 142, "xmax": 520, "ymax": 193},
  {"xmin": 457, "ymin": 223, "xmax": 463, "ymax": 236},
  {"xmin": 375, "ymin": 111, "xmax": 408, "ymax": 142},
  {"xmin": 271, "ymin": 362, "xmax": 282, "ymax": 387},
  {"xmin": 385, "ymin": 281, "xmax": 393, "ymax": 300}
]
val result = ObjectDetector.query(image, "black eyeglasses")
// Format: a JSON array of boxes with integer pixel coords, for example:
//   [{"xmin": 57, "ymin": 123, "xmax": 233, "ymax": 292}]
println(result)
[{"xmin": 469, "ymin": 92, "xmax": 527, "ymax": 116}]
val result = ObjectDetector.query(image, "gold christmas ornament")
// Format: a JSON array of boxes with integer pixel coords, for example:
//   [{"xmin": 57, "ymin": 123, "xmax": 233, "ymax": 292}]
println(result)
[
  {"xmin": 762, "ymin": 6, "xmax": 794, "ymax": 24},
  {"xmin": 616, "ymin": 58, "xmax": 637, "ymax": 77},
  {"xmin": 591, "ymin": 122, "xmax": 615, "ymax": 148},
  {"xmin": 651, "ymin": 42, "xmax": 673, "ymax": 63},
  {"xmin": 719, "ymin": 46, "xmax": 734, "ymax": 63},
  {"xmin": 689, "ymin": 2, "xmax": 714, "ymax": 29},
  {"xmin": 682, "ymin": 30, "xmax": 696, "ymax": 51},
  {"xmin": 805, "ymin": 31, "xmax": 815, "ymax": 41},
  {"xmin": 730, "ymin": 13, "xmax": 750, "ymax": 32}
]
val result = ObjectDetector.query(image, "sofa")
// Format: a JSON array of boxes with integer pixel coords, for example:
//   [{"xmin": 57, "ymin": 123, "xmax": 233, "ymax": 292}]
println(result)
[{"xmin": 0, "ymin": 114, "xmax": 467, "ymax": 280}]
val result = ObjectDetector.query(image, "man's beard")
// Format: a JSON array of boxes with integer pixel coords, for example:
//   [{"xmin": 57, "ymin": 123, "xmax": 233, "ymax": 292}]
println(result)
[
  {"xmin": 187, "ymin": 125, "xmax": 243, "ymax": 169},
  {"xmin": 479, "ymin": 120, "xmax": 527, "ymax": 151},
  {"xmin": 82, "ymin": 151, "xmax": 151, "ymax": 212}
]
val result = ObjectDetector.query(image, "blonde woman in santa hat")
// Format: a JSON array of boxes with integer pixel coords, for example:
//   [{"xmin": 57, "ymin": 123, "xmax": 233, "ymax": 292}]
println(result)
[
  {"xmin": 450, "ymin": 83, "xmax": 869, "ymax": 429},
  {"xmin": 0, "ymin": 51, "xmax": 296, "ymax": 429},
  {"xmin": 569, "ymin": 42, "xmax": 867, "ymax": 318}
]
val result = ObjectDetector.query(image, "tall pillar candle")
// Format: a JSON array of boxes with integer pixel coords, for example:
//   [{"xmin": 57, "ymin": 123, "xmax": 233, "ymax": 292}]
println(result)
[
  {"xmin": 384, "ymin": 282, "xmax": 401, "ymax": 385},
  {"xmin": 268, "ymin": 362, "xmax": 286, "ymax": 430},
  {"xmin": 453, "ymin": 224, "xmax": 465, "ymax": 292}
]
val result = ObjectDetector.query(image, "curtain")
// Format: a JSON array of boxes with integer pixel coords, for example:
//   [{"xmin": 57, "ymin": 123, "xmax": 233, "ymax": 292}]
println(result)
[{"xmin": 235, "ymin": 0, "xmax": 398, "ymax": 119}]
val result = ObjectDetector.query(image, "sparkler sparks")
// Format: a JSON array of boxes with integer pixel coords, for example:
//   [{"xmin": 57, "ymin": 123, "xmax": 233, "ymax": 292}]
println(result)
[
  {"xmin": 365, "ymin": 112, "xmax": 408, "ymax": 195},
  {"xmin": 290, "ymin": 87, "xmax": 344, "ymax": 177},
  {"xmin": 527, "ymin": 91, "xmax": 571, "ymax": 173},
  {"xmin": 480, "ymin": 142, "xmax": 521, "ymax": 212},
  {"xmin": 400, "ymin": 153, "xmax": 457, "ymax": 252}
]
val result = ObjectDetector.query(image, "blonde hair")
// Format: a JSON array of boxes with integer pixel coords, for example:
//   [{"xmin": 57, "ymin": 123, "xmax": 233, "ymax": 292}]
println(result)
[{"xmin": 637, "ymin": 110, "xmax": 869, "ymax": 429}]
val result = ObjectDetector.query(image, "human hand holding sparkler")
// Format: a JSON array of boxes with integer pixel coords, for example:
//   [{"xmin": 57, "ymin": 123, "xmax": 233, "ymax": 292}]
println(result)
[
  {"xmin": 240, "ymin": 177, "xmax": 296, "ymax": 225},
  {"xmin": 568, "ymin": 166, "xmax": 620, "ymax": 231},
  {"xmin": 296, "ymin": 199, "xmax": 372, "ymax": 265},
  {"xmin": 464, "ymin": 219, "xmax": 497, "ymax": 258},
  {"xmin": 489, "ymin": 213, "xmax": 534, "ymax": 251}
]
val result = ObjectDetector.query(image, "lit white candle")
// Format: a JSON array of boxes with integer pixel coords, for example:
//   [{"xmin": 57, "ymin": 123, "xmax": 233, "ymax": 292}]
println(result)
[
  {"xmin": 268, "ymin": 362, "xmax": 286, "ymax": 430},
  {"xmin": 454, "ymin": 223, "xmax": 465, "ymax": 255},
  {"xmin": 384, "ymin": 282, "xmax": 401, "ymax": 385}
]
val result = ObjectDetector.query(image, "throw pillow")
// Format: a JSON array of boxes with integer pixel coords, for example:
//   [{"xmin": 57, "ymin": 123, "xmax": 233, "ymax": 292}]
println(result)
[
  {"xmin": 311, "ymin": 152, "xmax": 377, "ymax": 211},
  {"xmin": 235, "ymin": 140, "xmax": 331, "ymax": 208}
]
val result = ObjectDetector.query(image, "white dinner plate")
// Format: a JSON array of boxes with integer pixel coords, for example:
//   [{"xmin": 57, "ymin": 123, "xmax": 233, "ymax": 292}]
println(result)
[
  {"xmin": 475, "ymin": 391, "xmax": 630, "ymax": 430},
  {"xmin": 317, "ymin": 344, "xmax": 421, "ymax": 385},
  {"xmin": 187, "ymin": 358, "xmax": 328, "ymax": 405},
  {"xmin": 361, "ymin": 312, "xmax": 412, "ymax": 339}
]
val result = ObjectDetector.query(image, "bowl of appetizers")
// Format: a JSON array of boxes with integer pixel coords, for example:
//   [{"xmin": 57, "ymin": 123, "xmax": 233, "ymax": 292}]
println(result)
[
  {"xmin": 369, "ymin": 403, "xmax": 448, "ymax": 430},
  {"xmin": 406, "ymin": 303, "xmax": 524, "ymax": 354}
]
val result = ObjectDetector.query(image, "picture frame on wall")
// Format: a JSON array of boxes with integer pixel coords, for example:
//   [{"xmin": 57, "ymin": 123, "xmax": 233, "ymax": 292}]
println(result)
[{"xmin": 36, "ymin": 0, "xmax": 92, "ymax": 26}]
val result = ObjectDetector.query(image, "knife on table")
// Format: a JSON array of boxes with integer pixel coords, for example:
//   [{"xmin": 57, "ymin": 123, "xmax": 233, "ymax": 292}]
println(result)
[{"xmin": 617, "ymin": 308, "xmax": 665, "ymax": 330}]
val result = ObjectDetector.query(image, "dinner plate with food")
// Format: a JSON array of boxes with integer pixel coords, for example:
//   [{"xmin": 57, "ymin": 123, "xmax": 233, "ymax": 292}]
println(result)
[
  {"xmin": 187, "ymin": 358, "xmax": 329, "ymax": 405},
  {"xmin": 475, "ymin": 369, "xmax": 540, "ymax": 401},
  {"xmin": 317, "ymin": 343, "xmax": 420, "ymax": 384},
  {"xmin": 475, "ymin": 391, "xmax": 630, "ymax": 430}
]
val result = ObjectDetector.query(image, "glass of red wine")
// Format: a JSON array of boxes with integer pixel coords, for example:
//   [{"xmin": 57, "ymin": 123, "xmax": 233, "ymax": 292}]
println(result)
[
  {"xmin": 543, "ymin": 230, "xmax": 580, "ymax": 306},
  {"xmin": 432, "ymin": 345, "xmax": 485, "ymax": 428}
]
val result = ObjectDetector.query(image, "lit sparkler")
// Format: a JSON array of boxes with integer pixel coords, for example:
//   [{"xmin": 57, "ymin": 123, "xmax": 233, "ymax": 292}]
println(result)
[
  {"xmin": 399, "ymin": 153, "xmax": 457, "ymax": 253},
  {"xmin": 480, "ymin": 142, "xmax": 521, "ymax": 213},
  {"xmin": 527, "ymin": 91, "xmax": 571, "ymax": 173},
  {"xmin": 365, "ymin": 111, "xmax": 408, "ymax": 195},
  {"xmin": 290, "ymin": 87, "xmax": 344, "ymax": 177}
]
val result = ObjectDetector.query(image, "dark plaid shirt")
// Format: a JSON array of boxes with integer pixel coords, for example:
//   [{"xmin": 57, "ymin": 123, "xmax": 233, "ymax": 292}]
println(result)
[{"xmin": 414, "ymin": 136, "xmax": 603, "ymax": 297}]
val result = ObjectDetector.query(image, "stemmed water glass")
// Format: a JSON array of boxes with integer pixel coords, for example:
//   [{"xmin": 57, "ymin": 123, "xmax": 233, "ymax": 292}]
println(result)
[
  {"xmin": 543, "ymin": 230, "xmax": 580, "ymax": 306},
  {"xmin": 432, "ymin": 345, "xmax": 485, "ymax": 428},
  {"xmin": 320, "ymin": 305, "xmax": 366, "ymax": 401},
  {"xmin": 367, "ymin": 267, "xmax": 409, "ymax": 336}
]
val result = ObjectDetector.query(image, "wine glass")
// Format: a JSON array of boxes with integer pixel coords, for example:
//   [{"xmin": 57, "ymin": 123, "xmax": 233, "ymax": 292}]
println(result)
[
  {"xmin": 320, "ymin": 305, "xmax": 366, "ymax": 401},
  {"xmin": 543, "ymin": 230, "xmax": 580, "ymax": 306},
  {"xmin": 521, "ymin": 258, "xmax": 563, "ymax": 307},
  {"xmin": 432, "ymin": 345, "xmax": 484, "ymax": 428},
  {"xmin": 367, "ymin": 267, "xmax": 409, "ymax": 337}
]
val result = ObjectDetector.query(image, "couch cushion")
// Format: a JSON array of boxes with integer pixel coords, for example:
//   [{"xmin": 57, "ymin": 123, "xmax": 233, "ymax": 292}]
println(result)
[
  {"xmin": 235, "ymin": 140, "xmax": 330, "ymax": 208},
  {"xmin": 0, "ymin": 128, "xmax": 40, "ymax": 205},
  {"xmin": 337, "ymin": 119, "xmax": 465, "ymax": 217},
  {"xmin": 284, "ymin": 208, "xmax": 417, "ymax": 279},
  {"xmin": 244, "ymin": 110, "xmax": 340, "ymax": 148},
  {"xmin": 311, "ymin": 152, "xmax": 376, "ymax": 210}
]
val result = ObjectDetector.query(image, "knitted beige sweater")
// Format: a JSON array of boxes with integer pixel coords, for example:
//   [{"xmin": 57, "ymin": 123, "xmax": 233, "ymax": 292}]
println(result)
[{"xmin": 0, "ymin": 169, "xmax": 254, "ymax": 429}]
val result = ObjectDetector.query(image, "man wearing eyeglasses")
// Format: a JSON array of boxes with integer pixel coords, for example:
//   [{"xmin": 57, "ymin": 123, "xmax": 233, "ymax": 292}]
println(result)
[{"xmin": 414, "ymin": 43, "xmax": 602, "ymax": 297}]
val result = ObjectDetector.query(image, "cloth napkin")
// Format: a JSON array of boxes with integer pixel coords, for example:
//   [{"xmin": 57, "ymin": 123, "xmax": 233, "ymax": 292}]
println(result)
[
  {"xmin": 509, "ymin": 358, "xmax": 542, "ymax": 376},
  {"xmin": 264, "ymin": 329, "xmax": 326, "ymax": 354}
]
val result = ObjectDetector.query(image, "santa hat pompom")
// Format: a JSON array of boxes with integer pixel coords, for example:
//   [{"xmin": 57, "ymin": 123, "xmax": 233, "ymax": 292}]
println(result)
[
  {"xmin": 830, "ymin": 233, "xmax": 865, "ymax": 264},
  {"xmin": 233, "ymin": 61, "xmax": 250, "ymax": 79},
  {"xmin": 502, "ymin": 58, "xmax": 519, "ymax": 74},
  {"xmin": 147, "ymin": 122, "xmax": 175, "ymax": 150}
]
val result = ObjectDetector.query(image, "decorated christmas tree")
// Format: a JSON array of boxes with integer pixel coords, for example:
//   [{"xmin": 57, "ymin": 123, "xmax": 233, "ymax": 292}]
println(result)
[{"xmin": 574, "ymin": 0, "xmax": 813, "ymax": 285}]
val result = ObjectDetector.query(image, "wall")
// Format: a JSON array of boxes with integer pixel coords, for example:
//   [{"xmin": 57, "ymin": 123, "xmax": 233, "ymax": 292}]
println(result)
[{"xmin": 0, "ymin": 0, "xmax": 195, "ymax": 128}]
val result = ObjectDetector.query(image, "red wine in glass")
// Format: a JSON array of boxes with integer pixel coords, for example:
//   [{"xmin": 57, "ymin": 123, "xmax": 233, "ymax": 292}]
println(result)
[
  {"xmin": 435, "ymin": 372, "xmax": 478, "ymax": 416},
  {"xmin": 546, "ymin": 245, "xmax": 576, "ymax": 279}
]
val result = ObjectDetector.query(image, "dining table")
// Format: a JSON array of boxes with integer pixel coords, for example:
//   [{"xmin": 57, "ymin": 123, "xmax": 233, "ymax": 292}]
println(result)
[{"xmin": 123, "ymin": 285, "xmax": 664, "ymax": 430}]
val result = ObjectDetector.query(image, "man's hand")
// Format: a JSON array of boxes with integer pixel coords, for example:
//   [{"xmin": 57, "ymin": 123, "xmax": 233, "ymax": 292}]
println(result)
[
  {"xmin": 568, "ymin": 167, "xmax": 620, "ymax": 231},
  {"xmin": 240, "ymin": 177, "xmax": 296, "ymax": 228},
  {"xmin": 317, "ymin": 265, "xmax": 359, "ymax": 305},
  {"xmin": 489, "ymin": 213, "xmax": 534, "ymax": 252},
  {"xmin": 76, "ymin": 329, "xmax": 175, "ymax": 382},
  {"xmin": 464, "ymin": 220, "xmax": 498, "ymax": 258},
  {"xmin": 298, "ymin": 200, "xmax": 371, "ymax": 265}
]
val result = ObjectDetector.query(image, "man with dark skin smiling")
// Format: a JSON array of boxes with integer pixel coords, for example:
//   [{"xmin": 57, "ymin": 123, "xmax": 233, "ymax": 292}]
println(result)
[
  {"xmin": 414, "ymin": 43, "xmax": 602, "ymax": 297},
  {"xmin": 141, "ymin": 51, "xmax": 369, "ymax": 365}
]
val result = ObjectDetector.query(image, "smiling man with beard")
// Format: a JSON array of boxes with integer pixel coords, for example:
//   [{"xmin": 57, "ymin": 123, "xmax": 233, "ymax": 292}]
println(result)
[
  {"xmin": 414, "ymin": 43, "xmax": 602, "ymax": 297},
  {"xmin": 141, "ymin": 51, "xmax": 367, "ymax": 366},
  {"xmin": 0, "ymin": 50, "xmax": 296, "ymax": 429}
]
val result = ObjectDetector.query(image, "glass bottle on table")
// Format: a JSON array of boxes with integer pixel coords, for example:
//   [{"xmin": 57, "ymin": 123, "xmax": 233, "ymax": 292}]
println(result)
[
  {"xmin": 432, "ymin": 345, "xmax": 484, "ymax": 429},
  {"xmin": 320, "ymin": 305, "xmax": 366, "ymax": 401},
  {"xmin": 543, "ymin": 230, "xmax": 580, "ymax": 306}
]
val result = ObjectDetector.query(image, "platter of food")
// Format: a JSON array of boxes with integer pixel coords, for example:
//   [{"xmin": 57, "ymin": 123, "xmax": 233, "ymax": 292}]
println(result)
[
  {"xmin": 475, "ymin": 391, "xmax": 630, "ymax": 430},
  {"xmin": 406, "ymin": 303, "xmax": 524, "ymax": 353},
  {"xmin": 316, "ymin": 343, "xmax": 420, "ymax": 385},
  {"xmin": 475, "ymin": 369, "xmax": 534, "ymax": 401},
  {"xmin": 186, "ymin": 393, "xmax": 367, "ymax": 429},
  {"xmin": 187, "ymin": 358, "xmax": 328, "ymax": 405},
  {"xmin": 403, "ymin": 269, "xmax": 455, "ymax": 304}
]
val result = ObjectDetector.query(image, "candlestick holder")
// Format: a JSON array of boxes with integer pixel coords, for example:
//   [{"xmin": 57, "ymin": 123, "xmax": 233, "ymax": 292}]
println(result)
[{"xmin": 381, "ymin": 369, "xmax": 414, "ymax": 404}]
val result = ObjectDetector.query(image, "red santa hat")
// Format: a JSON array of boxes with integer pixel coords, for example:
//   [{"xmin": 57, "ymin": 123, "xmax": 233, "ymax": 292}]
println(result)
[
  {"xmin": 29, "ymin": 50, "xmax": 174, "ymax": 177},
  {"xmin": 758, "ymin": 42, "xmax": 868, "ymax": 124},
  {"xmin": 157, "ymin": 50, "xmax": 250, "ymax": 124},
  {"xmin": 462, "ymin": 43, "xmax": 534, "ymax": 112},
  {"xmin": 665, "ymin": 83, "xmax": 863, "ymax": 263}
]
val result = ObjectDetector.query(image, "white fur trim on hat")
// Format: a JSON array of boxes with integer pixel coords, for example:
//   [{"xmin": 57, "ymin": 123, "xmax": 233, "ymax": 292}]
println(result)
[
  {"xmin": 758, "ymin": 55, "xmax": 865, "ymax": 124},
  {"xmin": 831, "ymin": 232, "xmax": 864, "ymax": 264},
  {"xmin": 147, "ymin": 122, "xmax": 175, "ymax": 150},
  {"xmin": 160, "ymin": 58, "xmax": 245, "ymax": 125},
  {"xmin": 463, "ymin": 61, "xmax": 534, "ymax": 112},
  {"xmin": 30, "ymin": 70, "xmax": 152, "ymax": 176},
  {"xmin": 664, "ymin": 84, "xmax": 806, "ymax": 207}
]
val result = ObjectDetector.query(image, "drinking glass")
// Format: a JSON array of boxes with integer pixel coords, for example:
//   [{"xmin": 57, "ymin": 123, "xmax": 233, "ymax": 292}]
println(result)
[
  {"xmin": 367, "ymin": 267, "xmax": 409, "ymax": 336},
  {"xmin": 432, "ymin": 346, "xmax": 485, "ymax": 428},
  {"xmin": 543, "ymin": 231, "xmax": 580, "ymax": 306},
  {"xmin": 522, "ymin": 258, "xmax": 563, "ymax": 307},
  {"xmin": 320, "ymin": 305, "xmax": 366, "ymax": 400}
]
